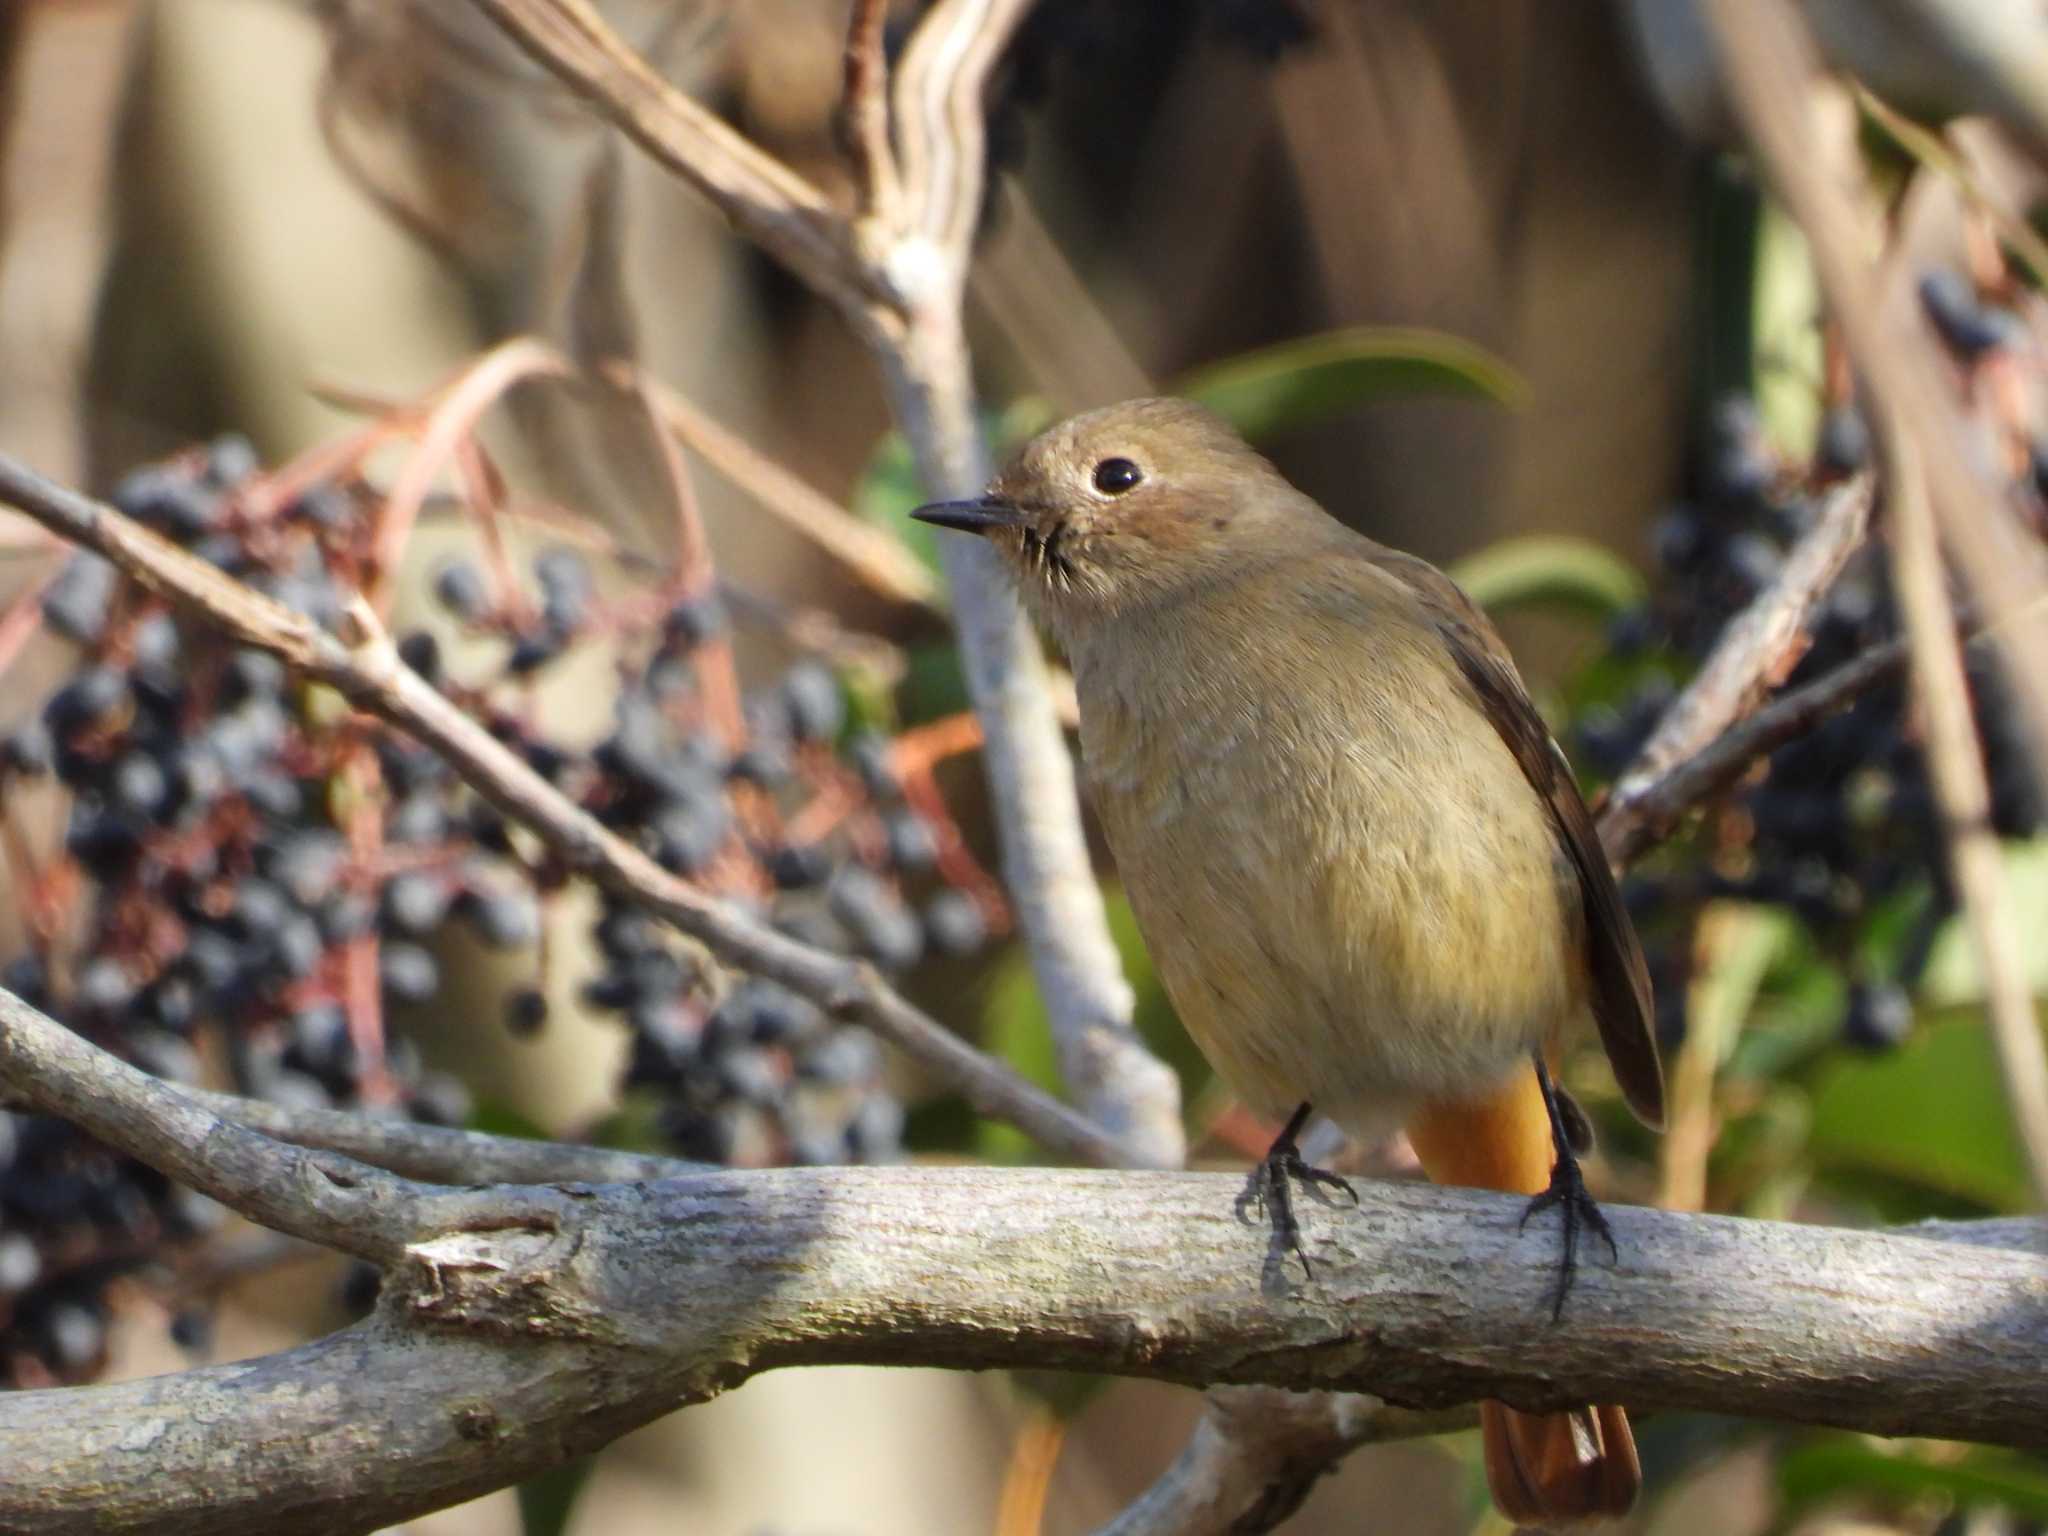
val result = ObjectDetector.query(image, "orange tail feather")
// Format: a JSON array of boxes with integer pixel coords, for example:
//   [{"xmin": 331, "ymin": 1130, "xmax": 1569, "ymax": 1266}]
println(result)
[
  {"xmin": 1407, "ymin": 1067, "xmax": 1639, "ymax": 1526},
  {"xmin": 1482, "ymin": 1401, "xmax": 1639, "ymax": 1526}
]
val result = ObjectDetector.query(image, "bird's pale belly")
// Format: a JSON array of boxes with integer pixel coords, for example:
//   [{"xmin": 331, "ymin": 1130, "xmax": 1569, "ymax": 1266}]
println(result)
[{"xmin": 1091, "ymin": 715, "xmax": 1580, "ymax": 1136}]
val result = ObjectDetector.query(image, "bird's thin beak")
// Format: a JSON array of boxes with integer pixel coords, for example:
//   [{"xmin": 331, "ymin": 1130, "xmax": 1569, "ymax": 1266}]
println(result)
[{"xmin": 909, "ymin": 496, "xmax": 1026, "ymax": 535}]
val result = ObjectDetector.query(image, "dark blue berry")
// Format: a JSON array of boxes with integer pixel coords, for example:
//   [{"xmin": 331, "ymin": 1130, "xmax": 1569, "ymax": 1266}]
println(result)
[
  {"xmin": 380, "ymin": 943, "xmax": 440, "ymax": 1005},
  {"xmin": 433, "ymin": 560, "xmax": 489, "ymax": 621},
  {"xmin": 923, "ymin": 889, "xmax": 988, "ymax": 956},
  {"xmin": 1919, "ymin": 269, "xmax": 2022, "ymax": 357},
  {"xmin": 781, "ymin": 661, "xmax": 845, "ymax": 744},
  {"xmin": 41, "ymin": 554, "xmax": 117, "ymax": 644},
  {"xmin": 205, "ymin": 434, "xmax": 259, "ymax": 488}
]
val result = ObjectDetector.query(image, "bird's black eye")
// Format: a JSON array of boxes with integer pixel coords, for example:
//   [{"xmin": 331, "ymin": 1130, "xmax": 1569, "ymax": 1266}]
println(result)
[{"xmin": 1092, "ymin": 457, "xmax": 1143, "ymax": 495}]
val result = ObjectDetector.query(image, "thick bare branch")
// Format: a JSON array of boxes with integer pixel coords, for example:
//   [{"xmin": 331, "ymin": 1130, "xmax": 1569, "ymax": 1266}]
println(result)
[
  {"xmin": 0, "ymin": 453, "xmax": 1132, "ymax": 1170},
  {"xmin": 1, "ymin": 1148, "xmax": 2043, "ymax": 1534}
]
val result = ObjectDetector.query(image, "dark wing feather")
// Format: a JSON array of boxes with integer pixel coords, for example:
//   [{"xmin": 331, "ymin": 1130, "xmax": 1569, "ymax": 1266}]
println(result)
[{"xmin": 1375, "ymin": 549, "xmax": 1666, "ymax": 1129}]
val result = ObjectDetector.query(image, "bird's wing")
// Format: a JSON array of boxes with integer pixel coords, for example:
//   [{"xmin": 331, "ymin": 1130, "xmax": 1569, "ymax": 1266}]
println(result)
[{"xmin": 1373, "ymin": 549, "xmax": 1666, "ymax": 1129}]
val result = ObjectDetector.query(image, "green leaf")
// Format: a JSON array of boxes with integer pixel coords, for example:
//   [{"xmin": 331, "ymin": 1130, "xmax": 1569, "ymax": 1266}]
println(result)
[
  {"xmin": 1779, "ymin": 1436, "xmax": 2048, "ymax": 1523},
  {"xmin": 1178, "ymin": 326, "xmax": 1526, "ymax": 441},
  {"xmin": 517, "ymin": 1456, "xmax": 595, "ymax": 1536},
  {"xmin": 1808, "ymin": 1008, "xmax": 2034, "ymax": 1212},
  {"xmin": 1447, "ymin": 536, "xmax": 1646, "ymax": 623}
]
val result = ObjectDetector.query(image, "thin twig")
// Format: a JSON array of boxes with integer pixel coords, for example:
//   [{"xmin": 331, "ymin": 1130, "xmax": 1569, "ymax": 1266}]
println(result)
[
  {"xmin": 883, "ymin": 0, "xmax": 1188, "ymax": 1168},
  {"xmin": 0, "ymin": 555, "xmax": 61, "ymax": 680},
  {"xmin": 890, "ymin": 0, "xmax": 1037, "ymax": 256},
  {"xmin": 1854, "ymin": 86, "xmax": 2048, "ymax": 291},
  {"xmin": 1601, "ymin": 636, "xmax": 1904, "ymax": 867},
  {"xmin": 187, "ymin": 1085, "xmax": 695, "ymax": 1186},
  {"xmin": 840, "ymin": 0, "xmax": 902, "ymax": 222},
  {"xmin": 619, "ymin": 371, "xmax": 747, "ymax": 746},
  {"xmin": 0, "ymin": 988, "xmax": 417, "ymax": 1265},
  {"xmin": 1603, "ymin": 598, "xmax": 2048, "ymax": 868},
  {"xmin": 460, "ymin": 0, "xmax": 1187, "ymax": 1166},
  {"xmin": 373, "ymin": 337, "xmax": 576, "ymax": 608}
]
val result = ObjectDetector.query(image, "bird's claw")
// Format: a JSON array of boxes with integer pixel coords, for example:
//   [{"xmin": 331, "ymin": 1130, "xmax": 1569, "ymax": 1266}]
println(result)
[
  {"xmin": 1518, "ymin": 1144, "xmax": 1617, "ymax": 1323},
  {"xmin": 1237, "ymin": 1140, "xmax": 1358, "ymax": 1281}
]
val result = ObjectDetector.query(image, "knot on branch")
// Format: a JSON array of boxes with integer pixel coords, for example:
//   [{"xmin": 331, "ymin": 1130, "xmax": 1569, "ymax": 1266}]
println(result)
[{"xmin": 404, "ymin": 1224, "xmax": 617, "ymax": 1345}]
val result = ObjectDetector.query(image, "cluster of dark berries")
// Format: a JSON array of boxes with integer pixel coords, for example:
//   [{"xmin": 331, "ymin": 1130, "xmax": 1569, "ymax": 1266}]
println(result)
[
  {"xmin": 0, "ymin": 436, "xmax": 1002, "ymax": 1384},
  {"xmin": 424, "ymin": 546, "xmax": 1003, "ymax": 1167},
  {"xmin": 0, "ymin": 440, "xmax": 490, "ymax": 1383},
  {"xmin": 1577, "ymin": 346, "xmax": 2043, "ymax": 1058}
]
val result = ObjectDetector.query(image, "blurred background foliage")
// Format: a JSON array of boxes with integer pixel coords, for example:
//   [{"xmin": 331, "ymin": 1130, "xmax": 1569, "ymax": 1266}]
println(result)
[{"xmin": 2, "ymin": 2, "xmax": 2047, "ymax": 1534}]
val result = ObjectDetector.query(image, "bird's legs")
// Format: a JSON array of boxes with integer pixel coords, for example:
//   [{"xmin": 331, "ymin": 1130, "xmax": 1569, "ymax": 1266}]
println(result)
[
  {"xmin": 1237, "ymin": 1101, "xmax": 1358, "ymax": 1279},
  {"xmin": 1519, "ymin": 1053, "xmax": 1617, "ymax": 1321}
]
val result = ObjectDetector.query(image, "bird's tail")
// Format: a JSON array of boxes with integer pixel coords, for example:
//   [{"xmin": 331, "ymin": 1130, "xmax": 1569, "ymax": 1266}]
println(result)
[
  {"xmin": 1480, "ymin": 1401, "xmax": 1639, "ymax": 1526},
  {"xmin": 1406, "ymin": 1067, "xmax": 1640, "ymax": 1527}
]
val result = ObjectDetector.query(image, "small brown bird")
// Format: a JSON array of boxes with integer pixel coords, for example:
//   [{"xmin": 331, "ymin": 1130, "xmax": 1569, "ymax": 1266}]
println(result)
[{"xmin": 913, "ymin": 398, "xmax": 1664, "ymax": 1526}]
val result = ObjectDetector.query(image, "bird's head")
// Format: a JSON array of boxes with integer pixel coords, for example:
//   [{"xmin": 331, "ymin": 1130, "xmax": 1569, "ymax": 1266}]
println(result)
[{"xmin": 911, "ymin": 397, "xmax": 1305, "ymax": 636}]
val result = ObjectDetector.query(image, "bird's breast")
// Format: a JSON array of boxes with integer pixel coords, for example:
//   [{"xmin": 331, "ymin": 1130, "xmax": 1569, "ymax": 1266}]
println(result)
[{"xmin": 1074, "ymin": 639, "xmax": 1579, "ymax": 1128}]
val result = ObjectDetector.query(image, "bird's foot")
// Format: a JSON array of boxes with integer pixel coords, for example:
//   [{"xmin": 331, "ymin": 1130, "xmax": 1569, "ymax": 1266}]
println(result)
[
  {"xmin": 1517, "ymin": 1140, "xmax": 1617, "ymax": 1323},
  {"xmin": 1236, "ymin": 1109, "xmax": 1358, "ymax": 1281}
]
